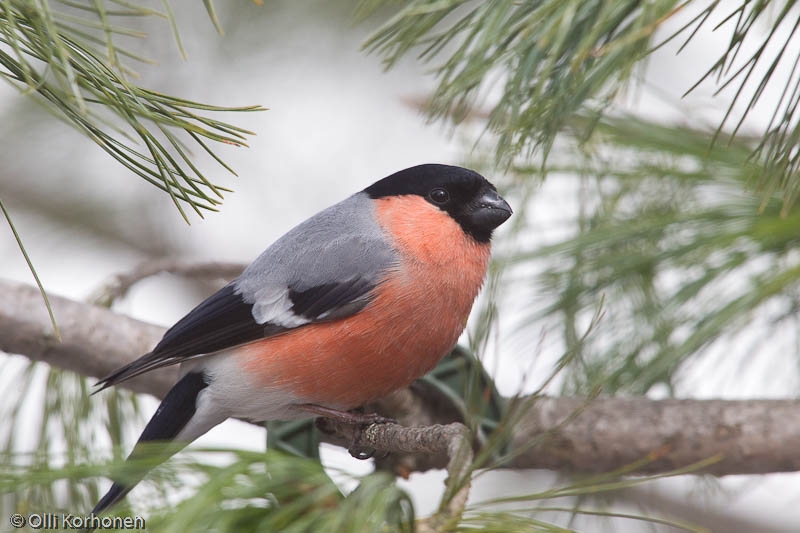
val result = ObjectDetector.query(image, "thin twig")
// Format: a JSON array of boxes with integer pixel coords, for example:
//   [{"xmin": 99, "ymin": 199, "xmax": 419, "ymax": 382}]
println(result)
[{"xmin": 91, "ymin": 258, "xmax": 246, "ymax": 306}]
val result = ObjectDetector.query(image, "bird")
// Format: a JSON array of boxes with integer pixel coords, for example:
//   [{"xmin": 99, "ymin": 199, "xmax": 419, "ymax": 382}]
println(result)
[{"xmin": 91, "ymin": 163, "xmax": 512, "ymax": 514}]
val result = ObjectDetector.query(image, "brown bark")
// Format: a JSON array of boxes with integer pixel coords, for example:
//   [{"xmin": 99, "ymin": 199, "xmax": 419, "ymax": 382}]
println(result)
[{"xmin": 508, "ymin": 396, "xmax": 800, "ymax": 475}]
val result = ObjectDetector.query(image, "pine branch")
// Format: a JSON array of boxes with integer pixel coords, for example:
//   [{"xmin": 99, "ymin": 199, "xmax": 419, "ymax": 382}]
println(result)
[
  {"xmin": 666, "ymin": 0, "xmax": 800, "ymax": 214},
  {"xmin": 2, "ymin": 277, "xmax": 800, "ymax": 477},
  {"xmin": 365, "ymin": 0, "xmax": 800, "ymax": 210},
  {"xmin": 363, "ymin": 0, "xmax": 684, "ymax": 160},
  {"xmin": 0, "ymin": 1, "xmax": 263, "ymax": 218}
]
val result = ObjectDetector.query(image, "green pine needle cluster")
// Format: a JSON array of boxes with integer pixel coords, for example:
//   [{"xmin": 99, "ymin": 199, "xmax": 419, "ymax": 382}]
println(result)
[
  {"xmin": 364, "ymin": 0, "xmax": 800, "ymax": 213},
  {"xmin": 0, "ymin": 0, "xmax": 263, "ymax": 220},
  {"xmin": 363, "ymin": 0, "xmax": 684, "ymax": 159},
  {"xmin": 1, "ymin": 442, "xmax": 717, "ymax": 532},
  {"xmin": 668, "ymin": 0, "xmax": 800, "ymax": 215},
  {"xmin": 1, "ymin": 365, "xmax": 142, "ymax": 513},
  {"xmin": 508, "ymin": 115, "xmax": 800, "ymax": 395}
]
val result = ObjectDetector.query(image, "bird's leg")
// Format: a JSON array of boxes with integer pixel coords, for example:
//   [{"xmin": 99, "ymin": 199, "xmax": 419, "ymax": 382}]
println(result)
[
  {"xmin": 298, "ymin": 403, "xmax": 396, "ymax": 425},
  {"xmin": 299, "ymin": 404, "xmax": 395, "ymax": 460}
]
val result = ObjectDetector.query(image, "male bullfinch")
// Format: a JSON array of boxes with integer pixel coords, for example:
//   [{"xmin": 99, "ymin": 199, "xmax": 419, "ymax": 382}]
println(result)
[{"xmin": 91, "ymin": 164, "xmax": 511, "ymax": 513}]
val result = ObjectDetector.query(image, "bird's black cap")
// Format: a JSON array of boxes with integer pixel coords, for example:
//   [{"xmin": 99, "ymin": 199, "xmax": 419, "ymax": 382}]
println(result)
[{"xmin": 365, "ymin": 164, "xmax": 512, "ymax": 242}]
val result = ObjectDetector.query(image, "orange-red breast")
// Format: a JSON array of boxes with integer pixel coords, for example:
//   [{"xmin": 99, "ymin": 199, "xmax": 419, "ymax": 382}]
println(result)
[{"xmin": 92, "ymin": 164, "xmax": 512, "ymax": 513}]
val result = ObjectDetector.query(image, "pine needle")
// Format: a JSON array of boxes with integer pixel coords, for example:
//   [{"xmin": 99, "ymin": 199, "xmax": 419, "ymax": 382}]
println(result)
[{"xmin": 0, "ymin": 197, "xmax": 60, "ymax": 340}]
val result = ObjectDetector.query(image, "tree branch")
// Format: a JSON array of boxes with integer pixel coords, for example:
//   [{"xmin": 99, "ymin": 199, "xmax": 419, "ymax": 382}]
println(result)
[
  {"xmin": 318, "ymin": 419, "xmax": 474, "ymax": 531},
  {"xmin": 2, "ymin": 278, "xmax": 800, "ymax": 476}
]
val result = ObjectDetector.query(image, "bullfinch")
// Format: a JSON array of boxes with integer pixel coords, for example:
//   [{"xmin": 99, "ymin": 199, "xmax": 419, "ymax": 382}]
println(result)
[{"xmin": 91, "ymin": 163, "xmax": 512, "ymax": 514}]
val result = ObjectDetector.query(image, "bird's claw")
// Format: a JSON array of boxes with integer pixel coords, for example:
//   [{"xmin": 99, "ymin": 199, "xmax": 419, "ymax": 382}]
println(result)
[
  {"xmin": 302, "ymin": 404, "xmax": 395, "ymax": 459},
  {"xmin": 348, "ymin": 445, "xmax": 376, "ymax": 460},
  {"xmin": 346, "ymin": 419, "xmax": 391, "ymax": 460}
]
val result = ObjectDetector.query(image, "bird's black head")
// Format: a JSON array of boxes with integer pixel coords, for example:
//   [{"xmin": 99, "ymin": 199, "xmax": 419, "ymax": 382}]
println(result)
[{"xmin": 364, "ymin": 164, "xmax": 512, "ymax": 243}]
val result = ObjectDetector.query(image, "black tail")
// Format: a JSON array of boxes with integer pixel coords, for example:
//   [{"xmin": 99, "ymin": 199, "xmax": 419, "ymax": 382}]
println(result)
[
  {"xmin": 93, "ymin": 372, "xmax": 210, "ymax": 515},
  {"xmin": 92, "ymin": 483, "xmax": 130, "ymax": 515}
]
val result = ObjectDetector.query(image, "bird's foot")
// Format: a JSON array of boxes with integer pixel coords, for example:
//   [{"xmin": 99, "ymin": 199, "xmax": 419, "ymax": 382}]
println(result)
[
  {"xmin": 348, "ymin": 442, "xmax": 377, "ymax": 460},
  {"xmin": 300, "ymin": 404, "xmax": 395, "ymax": 460},
  {"xmin": 299, "ymin": 403, "xmax": 396, "ymax": 426}
]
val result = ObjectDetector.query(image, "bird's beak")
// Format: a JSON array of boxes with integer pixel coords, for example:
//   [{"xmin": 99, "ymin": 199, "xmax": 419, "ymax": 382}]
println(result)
[{"xmin": 472, "ymin": 189, "xmax": 512, "ymax": 230}]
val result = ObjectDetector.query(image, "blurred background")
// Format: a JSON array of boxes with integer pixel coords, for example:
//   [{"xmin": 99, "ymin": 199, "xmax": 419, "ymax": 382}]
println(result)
[{"xmin": 2, "ymin": 1, "xmax": 800, "ymax": 530}]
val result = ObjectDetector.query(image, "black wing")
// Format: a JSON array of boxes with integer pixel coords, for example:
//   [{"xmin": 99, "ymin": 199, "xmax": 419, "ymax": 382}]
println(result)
[
  {"xmin": 94, "ymin": 278, "xmax": 376, "ymax": 392},
  {"xmin": 94, "ymin": 284, "xmax": 266, "ymax": 392},
  {"xmin": 288, "ymin": 276, "xmax": 376, "ymax": 321}
]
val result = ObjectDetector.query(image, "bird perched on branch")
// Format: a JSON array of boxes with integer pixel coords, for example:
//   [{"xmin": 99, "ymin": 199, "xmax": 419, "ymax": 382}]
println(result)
[{"xmin": 92, "ymin": 163, "xmax": 512, "ymax": 514}]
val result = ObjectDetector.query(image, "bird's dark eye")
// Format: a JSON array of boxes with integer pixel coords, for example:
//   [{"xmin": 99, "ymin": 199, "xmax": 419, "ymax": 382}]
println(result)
[{"xmin": 430, "ymin": 188, "xmax": 449, "ymax": 204}]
